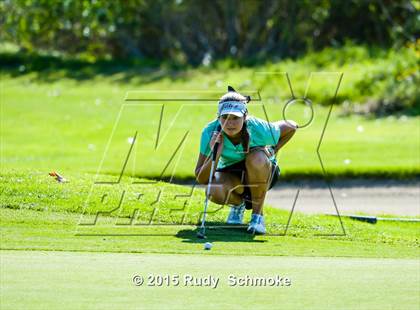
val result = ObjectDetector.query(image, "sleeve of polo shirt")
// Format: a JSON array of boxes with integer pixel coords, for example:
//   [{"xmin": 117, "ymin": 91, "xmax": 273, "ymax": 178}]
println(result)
[
  {"xmin": 199, "ymin": 126, "xmax": 212, "ymax": 157},
  {"xmin": 256, "ymin": 118, "xmax": 281, "ymax": 146}
]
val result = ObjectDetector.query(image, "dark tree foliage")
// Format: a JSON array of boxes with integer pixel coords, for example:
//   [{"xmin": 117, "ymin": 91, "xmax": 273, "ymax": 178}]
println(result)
[{"xmin": 1, "ymin": 0, "xmax": 418, "ymax": 64}]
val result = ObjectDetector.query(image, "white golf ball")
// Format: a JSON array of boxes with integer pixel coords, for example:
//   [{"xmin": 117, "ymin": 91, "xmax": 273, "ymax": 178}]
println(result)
[{"xmin": 204, "ymin": 242, "xmax": 212, "ymax": 250}]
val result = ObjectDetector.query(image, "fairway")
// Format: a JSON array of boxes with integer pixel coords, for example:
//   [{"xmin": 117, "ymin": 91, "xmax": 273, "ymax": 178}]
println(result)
[
  {"xmin": 1, "ymin": 250, "xmax": 419, "ymax": 310},
  {"xmin": 2, "ymin": 72, "xmax": 419, "ymax": 180}
]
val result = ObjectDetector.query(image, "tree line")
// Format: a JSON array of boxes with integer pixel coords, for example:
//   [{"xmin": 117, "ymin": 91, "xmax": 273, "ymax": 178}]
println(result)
[{"xmin": 1, "ymin": 0, "xmax": 418, "ymax": 64}]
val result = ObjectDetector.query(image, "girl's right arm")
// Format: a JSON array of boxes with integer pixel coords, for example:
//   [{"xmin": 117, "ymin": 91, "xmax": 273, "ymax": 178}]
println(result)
[{"xmin": 194, "ymin": 131, "xmax": 224, "ymax": 184}]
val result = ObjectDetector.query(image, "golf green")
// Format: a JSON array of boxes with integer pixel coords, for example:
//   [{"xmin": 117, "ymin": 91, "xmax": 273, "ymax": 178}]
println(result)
[{"xmin": 1, "ymin": 250, "xmax": 418, "ymax": 309}]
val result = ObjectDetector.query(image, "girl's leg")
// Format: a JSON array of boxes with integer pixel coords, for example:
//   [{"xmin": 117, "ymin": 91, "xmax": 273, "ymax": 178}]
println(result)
[
  {"xmin": 245, "ymin": 149, "xmax": 272, "ymax": 215},
  {"xmin": 208, "ymin": 172, "xmax": 244, "ymax": 205}
]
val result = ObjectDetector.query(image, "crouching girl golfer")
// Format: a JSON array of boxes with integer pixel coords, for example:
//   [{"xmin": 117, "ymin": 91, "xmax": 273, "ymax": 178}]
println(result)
[{"xmin": 195, "ymin": 86, "xmax": 298, "ymax": 234}]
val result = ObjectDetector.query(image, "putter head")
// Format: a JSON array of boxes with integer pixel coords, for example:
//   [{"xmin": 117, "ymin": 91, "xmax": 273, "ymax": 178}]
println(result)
[{"xmin": 196, "ymin": 229, "xmax": 206, "ymax": 239}]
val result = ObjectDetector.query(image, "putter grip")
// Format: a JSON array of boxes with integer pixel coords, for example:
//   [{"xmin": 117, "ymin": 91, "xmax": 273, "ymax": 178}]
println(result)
[
  {"xmin": 212, "ymin": 124, "xmax": 222, "ymax": 161},
  {"xmin": 212, "ymin": 142, "xmax": 219, "ymax": 160}
]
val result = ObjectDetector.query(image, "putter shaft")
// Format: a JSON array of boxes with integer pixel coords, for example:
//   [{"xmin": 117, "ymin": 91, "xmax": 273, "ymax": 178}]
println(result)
[{"xmin": 197, "ymin": 127, "xmax": 221, "ymax": 238}]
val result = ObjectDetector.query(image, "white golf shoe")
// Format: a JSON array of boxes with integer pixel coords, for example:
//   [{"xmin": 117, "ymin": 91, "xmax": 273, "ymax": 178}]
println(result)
[
  {"xmin": 226, "ymin": 202, "xmax": 246, "ymax": 224},
  {"xmin": 247, "ymin": 214, "xmax": 266, "ymax": 235}
]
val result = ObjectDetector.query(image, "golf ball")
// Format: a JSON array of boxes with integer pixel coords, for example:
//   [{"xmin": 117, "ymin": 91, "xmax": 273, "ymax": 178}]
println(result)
[{"xmin": 204, "ymin": 242, "xmax": 212, "ymax": 250}]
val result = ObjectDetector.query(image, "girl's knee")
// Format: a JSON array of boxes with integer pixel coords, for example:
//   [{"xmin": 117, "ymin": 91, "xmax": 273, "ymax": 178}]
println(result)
[
  {"xmin": 245, "ymin": 150, "xmax": 271, "ymax": 172},
  {"xmin": 208, "ymin": 185, "xmax": 228, "ymax": 205}
]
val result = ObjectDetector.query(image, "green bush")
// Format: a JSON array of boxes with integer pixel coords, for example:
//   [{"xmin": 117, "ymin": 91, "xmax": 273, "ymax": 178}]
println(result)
[{"xmin": 352, "ymin": 42, "xmax": 419, "ymax": 115}]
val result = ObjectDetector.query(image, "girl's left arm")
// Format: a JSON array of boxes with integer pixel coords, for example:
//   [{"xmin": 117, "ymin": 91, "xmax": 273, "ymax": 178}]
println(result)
[{"xmin": 274, "ymin": 120, "xmax": 298, "ymax": 153}]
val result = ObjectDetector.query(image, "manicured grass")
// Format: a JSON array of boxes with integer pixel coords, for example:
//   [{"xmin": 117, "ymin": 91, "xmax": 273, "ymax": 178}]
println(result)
[
  {"xmin": 2, "ymin": 207, "xmax": 419, "ymax": 258},
  {"xmin": 1, "ymin": 73, "xmax": 419, "ymax": 179},
  {"xmin": 1, "ymin": 250, "xmax": 419, "ymax": 310},
  {"xmin": 1, "ymin": 173, "xmax": 419, "ymax": 309},
  {"xmin": 1, "ymin": 172, "xmax": 419, "ymax": 258},
  {"xmin": 1, "ymin": 44, "xmax": 419, "ymax": 310}
]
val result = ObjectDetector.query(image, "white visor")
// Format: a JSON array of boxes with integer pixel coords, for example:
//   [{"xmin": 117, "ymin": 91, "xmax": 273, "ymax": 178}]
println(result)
[{"xmin": 218, "ymin": 101, "xmax": 247, "ymax": 117}]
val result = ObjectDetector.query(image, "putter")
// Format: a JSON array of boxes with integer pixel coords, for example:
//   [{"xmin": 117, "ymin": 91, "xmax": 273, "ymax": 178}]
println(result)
[{"xmin": 197, "ymin": 125, "xmax": 221, "ymax": 239}]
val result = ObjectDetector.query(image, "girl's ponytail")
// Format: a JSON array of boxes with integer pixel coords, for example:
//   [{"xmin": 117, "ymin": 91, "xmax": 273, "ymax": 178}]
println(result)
[{"xmin": 241, "ymin": 119, "xmax": 250, "ymax": 153}]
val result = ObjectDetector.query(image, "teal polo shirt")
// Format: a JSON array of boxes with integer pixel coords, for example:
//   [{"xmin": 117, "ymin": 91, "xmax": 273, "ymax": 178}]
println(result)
[{"xmin": 199, "ymin": 116, "xmax": 281, "ymax": 169}]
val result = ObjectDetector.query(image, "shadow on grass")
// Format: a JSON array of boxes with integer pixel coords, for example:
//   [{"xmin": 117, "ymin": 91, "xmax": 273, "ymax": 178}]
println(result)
[
  {"xmin": 175, "ymin": 221, "xmax": 267, "ymax": 244},
  {"xmin": 94, "ymin": 170, "xmax": 420, "ymax": 185}
]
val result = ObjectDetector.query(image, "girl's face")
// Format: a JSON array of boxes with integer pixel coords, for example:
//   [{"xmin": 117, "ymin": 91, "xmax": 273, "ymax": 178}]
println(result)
[{"xmin": 219, "ymin": 114, "xmax": 245, "ymax": 137}]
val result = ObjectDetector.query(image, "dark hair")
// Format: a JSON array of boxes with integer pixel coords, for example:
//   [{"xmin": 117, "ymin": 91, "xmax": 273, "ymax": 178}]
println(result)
[{"xmin": 218, "ymin": 91, "xmax": 250, "ymax": 153}]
